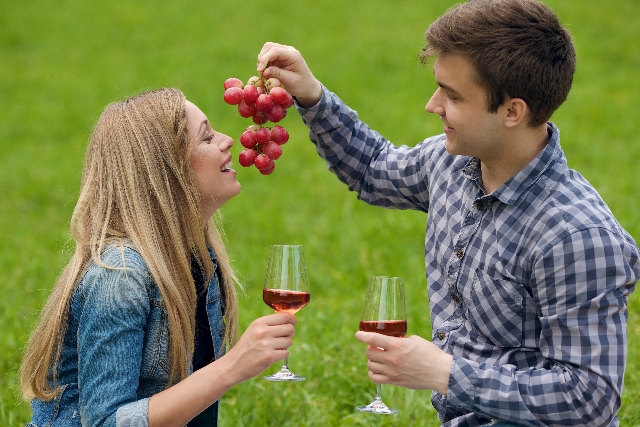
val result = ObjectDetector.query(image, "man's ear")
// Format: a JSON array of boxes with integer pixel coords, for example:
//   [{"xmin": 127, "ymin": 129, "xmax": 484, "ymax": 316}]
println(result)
[{"xmin": 503, "ymin": 98, "xmax": 528, "ymax": 128}]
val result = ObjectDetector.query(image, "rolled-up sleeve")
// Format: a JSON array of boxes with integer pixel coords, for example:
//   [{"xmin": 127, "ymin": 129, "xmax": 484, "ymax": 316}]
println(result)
[{"xmin": 116, "ymin": 398, "xmax": 150, "ymax": 426}]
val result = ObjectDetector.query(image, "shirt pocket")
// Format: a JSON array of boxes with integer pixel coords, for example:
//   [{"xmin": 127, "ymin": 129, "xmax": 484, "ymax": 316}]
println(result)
[{"xmin": 463, "ymin": 270, "xmax": 524, "ymax": 347}]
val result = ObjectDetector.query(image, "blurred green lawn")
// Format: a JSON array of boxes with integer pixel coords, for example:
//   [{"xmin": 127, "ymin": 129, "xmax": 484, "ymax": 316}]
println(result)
[{"xmin": 1, "ymin": 1, "xmax": 638, "ymax": 425}]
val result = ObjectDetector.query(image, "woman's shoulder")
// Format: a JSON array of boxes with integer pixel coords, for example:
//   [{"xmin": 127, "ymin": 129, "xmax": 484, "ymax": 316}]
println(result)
[
  {"xmin": 99, "ymin": 239, "xmax": 147, "ymax": 269},
  {"xmin": 78, "ymin": 240, "xmax": 153, "ymax": 300}
]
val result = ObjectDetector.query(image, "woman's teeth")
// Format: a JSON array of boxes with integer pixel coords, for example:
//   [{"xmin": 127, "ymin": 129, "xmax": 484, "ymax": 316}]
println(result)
[{"xmin": 221, "ymin": 160, "xmax": 232, "ymax": 172}]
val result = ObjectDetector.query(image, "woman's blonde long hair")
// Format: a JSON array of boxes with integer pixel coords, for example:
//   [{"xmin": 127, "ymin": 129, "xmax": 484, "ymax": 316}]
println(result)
[{"xmin": 20, "ymin": 88, "xmax": 240, "ymax": 400}]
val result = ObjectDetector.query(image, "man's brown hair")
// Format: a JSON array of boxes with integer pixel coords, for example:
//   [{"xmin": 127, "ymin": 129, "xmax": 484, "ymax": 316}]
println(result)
[{"xmin": 421, "ymin": 0, "xmax": 576, "ymax": 126}]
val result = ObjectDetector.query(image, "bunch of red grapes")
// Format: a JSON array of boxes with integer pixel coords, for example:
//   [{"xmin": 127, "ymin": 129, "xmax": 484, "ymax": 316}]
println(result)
[{"xmin": 223, "ymin": 76, "xmax": 294, "ymax": 175}]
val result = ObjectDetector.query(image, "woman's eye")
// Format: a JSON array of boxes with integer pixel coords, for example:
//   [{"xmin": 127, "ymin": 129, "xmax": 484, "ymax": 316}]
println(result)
[{"xmin": 203, "ymin": 133, "xmax": 214, "ymax": 142}]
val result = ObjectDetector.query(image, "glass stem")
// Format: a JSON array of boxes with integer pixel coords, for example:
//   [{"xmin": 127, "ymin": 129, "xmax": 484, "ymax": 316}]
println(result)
[
  {"xmin": 375, "ymin": 383, "xmax": 382, "ymax": 400},
  {"xmin": 282, "ymin": 356, "xmax": 289, "ymax": 369}
]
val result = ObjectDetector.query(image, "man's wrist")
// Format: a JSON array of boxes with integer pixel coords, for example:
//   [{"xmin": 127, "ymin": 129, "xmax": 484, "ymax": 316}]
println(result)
[{"xmin": 295, "ymin": 80, "xmax": 322, "ymax": 108}]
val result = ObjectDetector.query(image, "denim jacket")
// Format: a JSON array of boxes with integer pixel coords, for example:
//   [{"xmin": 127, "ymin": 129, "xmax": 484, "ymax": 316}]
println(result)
[{"xmin": 29, "ymin": 242, "xmax": 225, "ymax": 426}]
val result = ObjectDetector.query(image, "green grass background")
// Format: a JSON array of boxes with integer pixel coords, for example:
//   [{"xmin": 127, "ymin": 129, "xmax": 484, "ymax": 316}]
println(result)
[{"xmin": 1, "ymin": 0, "xmax": 638, "ymax": 425}]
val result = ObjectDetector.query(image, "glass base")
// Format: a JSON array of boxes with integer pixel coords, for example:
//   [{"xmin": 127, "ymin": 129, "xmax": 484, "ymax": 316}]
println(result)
[
  {"xmin": 356, "ymin": 397, "xmax": 397, "ymax": 415},
  {"xmin": 264, "ymin": 365, "xmax": 306, "ymax": 382}
]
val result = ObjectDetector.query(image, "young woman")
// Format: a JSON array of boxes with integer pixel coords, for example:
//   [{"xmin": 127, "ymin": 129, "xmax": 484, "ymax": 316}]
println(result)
[{"xmin": 20, "ymin": 88, "xmax": 297, "ymax": 426}]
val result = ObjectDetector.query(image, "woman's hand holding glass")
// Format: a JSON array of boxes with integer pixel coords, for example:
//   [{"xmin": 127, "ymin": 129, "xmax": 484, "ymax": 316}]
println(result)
[
  {"xmin": 262, "ymin": 244, "xmax": 310, "ymax": 381},
  {"xmin": 223, "ymin": 312, "xmax": 297, "ymax": 384}
]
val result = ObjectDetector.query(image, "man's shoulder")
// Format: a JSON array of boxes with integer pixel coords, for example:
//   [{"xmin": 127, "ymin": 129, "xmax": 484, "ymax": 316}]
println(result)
[{"xmin": 532, "ymin": 168, "xmax": 635, "ymax": 249}]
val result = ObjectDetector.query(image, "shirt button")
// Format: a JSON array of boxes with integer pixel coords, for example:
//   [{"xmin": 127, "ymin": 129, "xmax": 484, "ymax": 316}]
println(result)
[
  {"xmin": 452, "ymin": 294, "xmax": 460, "ymax": 303},
  {"xmin": 455, "ymin": 249, "xmax": 464, "ymax": 258},
  {"xmin": 475, "ymin": 202, "xmax": 484, "ymax": 211},
  {"xmin": 436, "ymin": 332, "xmax": 446, "ymax": 340}
]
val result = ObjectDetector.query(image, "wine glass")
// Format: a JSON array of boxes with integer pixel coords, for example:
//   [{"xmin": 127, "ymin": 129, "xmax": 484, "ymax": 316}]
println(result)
[
  {"xmin": 356, "ymin": 276, "xmax": 407, "ymax": 414},
  {"xmin": 262, "ymin": 244, "xmax": 310, "ymax": 381}
]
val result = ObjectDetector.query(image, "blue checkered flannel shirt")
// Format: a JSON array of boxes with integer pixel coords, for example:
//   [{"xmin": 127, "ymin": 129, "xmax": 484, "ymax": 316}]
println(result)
[{"xmin": 296, "ymin": 86, "xmax": 640, "ymax": 426}]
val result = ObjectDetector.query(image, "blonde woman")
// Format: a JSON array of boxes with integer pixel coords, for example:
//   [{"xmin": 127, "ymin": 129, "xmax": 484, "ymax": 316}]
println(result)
[{"xmin": 20, "ymin": 88, "xmax": 297, "ymax": 426}]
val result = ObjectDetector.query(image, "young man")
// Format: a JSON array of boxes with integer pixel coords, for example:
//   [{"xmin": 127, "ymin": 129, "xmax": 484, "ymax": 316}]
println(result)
[{"xmin": 257, "ymin": 0, "xmax": 639, "ymax": 425}]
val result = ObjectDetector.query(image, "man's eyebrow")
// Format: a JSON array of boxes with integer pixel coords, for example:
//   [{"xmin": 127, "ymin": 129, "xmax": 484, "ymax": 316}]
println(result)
[
  {"xmin": 431, "ymin": 67, "xmax": 462, "ymax": 97},
  {"xmin": 436, "ymin": 80, "xmax": 462, "ymax": 97}
]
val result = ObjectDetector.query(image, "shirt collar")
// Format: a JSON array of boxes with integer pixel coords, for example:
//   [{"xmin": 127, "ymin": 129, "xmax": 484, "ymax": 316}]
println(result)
[{"xmin": 463, "ymin": 123, "xmax": 563, "ymax": 205}]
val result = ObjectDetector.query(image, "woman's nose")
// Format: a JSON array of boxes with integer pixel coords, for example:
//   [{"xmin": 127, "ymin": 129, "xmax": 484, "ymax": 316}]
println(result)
[{"xmin": 218, "ymin": 134, "xmax": 234, "ymax": 151}]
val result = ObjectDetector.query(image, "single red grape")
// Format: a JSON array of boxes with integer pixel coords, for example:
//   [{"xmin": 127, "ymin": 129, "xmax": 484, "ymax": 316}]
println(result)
[
  {"xmin": 269, "ymin": 87, "xmax": 288, "ymax": 105},
  {"xmin": 224, "ymin": 78, "xmax": 243, "ymax": 90},
  {"xmin": 240, "ymin": 129, "xmax": 257, "ymax": 148},
  {"xmin": 223, "ymin": 87, "xmax": 243, "ymax": 105},
  {"xmin": 262, "ymin": 141, "xmax": 282, "ymax": 160},
  {"xmin": 254, "ymin": 153, "xmax": 271, "ymax": 170},
  {"xmin": 255, "ymin": 94, "xmax": 273, "ymax": 113},
  {"xmin": 238, "ymin": 148, "xmax": 258, "ymax": 167},
  {"xmin": 270, "ymin": 125, "xmax": 289, "ymax": 144},
  {"xmin": 258, "ymin": 160, "xmax": 275, "ymax": 175},
  {"xmin": 281, "ymin": 92, "xmax": 294, "ymax": 109},
  {"xmin": 243, "ymin": 85, "xmax": 259, "ymax": 104},
  {"xmin": 255, "ymin": 127, "xmax": 271, "ymax": 144},
  {"xmin": 238, "ymin": 101, "xmax": 256, "ymax": 118}
]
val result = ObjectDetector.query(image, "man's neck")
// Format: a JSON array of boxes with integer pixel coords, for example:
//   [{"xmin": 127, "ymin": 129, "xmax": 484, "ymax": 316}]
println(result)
[{"xmin": 480, "ymin": 124, "xmax": 549, "ymax": 194}]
